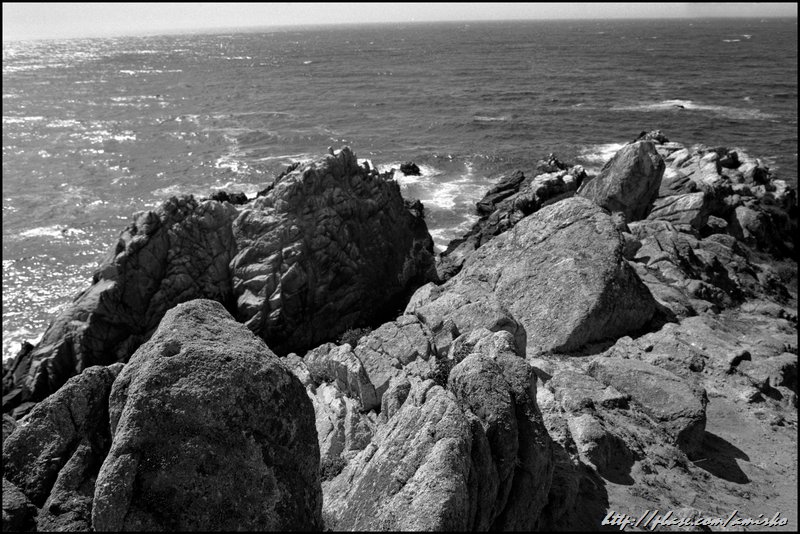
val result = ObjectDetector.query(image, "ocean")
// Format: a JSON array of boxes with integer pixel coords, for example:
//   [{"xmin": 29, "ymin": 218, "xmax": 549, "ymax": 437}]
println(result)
[{"xmin": 2, "ymin": 18, "xmax": 797, "ymax": 362}]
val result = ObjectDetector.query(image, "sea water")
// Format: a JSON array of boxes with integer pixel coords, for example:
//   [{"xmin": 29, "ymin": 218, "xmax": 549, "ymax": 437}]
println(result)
[{"xmin": 2, "ymin": 18, "xmax": 797, "ymax": 360}]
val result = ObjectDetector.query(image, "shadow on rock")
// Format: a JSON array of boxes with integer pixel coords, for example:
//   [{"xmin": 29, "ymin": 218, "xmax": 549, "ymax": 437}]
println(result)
[
  {"xmin": 692, "ymin": 431, "xmax": 750, "ymax": 484},
  {"xmin": 596, "ymin": 452, "xmax": 636, "ymax": 486}
]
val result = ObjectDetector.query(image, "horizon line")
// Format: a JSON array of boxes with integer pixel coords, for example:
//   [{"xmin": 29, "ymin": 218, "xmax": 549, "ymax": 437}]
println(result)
[{"xmin": 3, "ymin": 14, "xmax": 797, "ymax": 43}]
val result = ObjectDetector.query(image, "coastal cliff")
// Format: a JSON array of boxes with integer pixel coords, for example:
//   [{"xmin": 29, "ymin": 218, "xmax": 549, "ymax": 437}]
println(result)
[{"xmin": 2, "ymin": 135, "xmax": 797, "ymax": 531}]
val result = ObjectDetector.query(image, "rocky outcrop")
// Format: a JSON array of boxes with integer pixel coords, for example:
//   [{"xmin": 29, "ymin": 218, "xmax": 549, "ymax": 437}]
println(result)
[
  {"xmin": 577, "ymin": 140, "xmax": 666, "ymax": 222},
  {"xmin": 232, "ymin": 147, "xmax": 436, "ymax": 355},
  {"xmin": 4, "ymin": 147, "xmax": 436, "ymax": 408},
  {"xmin": 438, "ymin": 158, "xmax": 586, "ymax": 279},
  {"xmin": 92, "ymin": 299, "xmax": 321, "ymax": 531},
  {"xmin": 416, "ymin": 197, "xmax": 657, "ymax": 355}
]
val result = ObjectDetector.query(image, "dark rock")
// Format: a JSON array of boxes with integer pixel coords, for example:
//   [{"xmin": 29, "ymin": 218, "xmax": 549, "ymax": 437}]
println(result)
[
  {"xmin": 2, "ymin": 478, "xmax": 37, "ymax": 533},
  {"xmin": 92, "ymin": 299, "xmax": 322, "ymax": 531},
  {"xmin": 2, "ymin": 365, "xmax": 120, "ymax": 507},
  {"xmin": 2, "ymin": 414, "xmax": 16, "ymax": 443},
  {"xmin": 399, "ymin": 161, "xmax": 421, "ymax": 176},
  {"xmin": 578, "ymin": 140, "xmax": 665, "ymax": 222},
  {"xmin": 232, "ymin": 147, "xmax": 437, "ymax": 355}
]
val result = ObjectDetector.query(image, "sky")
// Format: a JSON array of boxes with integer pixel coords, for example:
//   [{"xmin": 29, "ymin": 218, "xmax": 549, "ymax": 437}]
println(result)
[{"xmin": 3, "ymin": 2, "xmax": 797, "ymax": 41}]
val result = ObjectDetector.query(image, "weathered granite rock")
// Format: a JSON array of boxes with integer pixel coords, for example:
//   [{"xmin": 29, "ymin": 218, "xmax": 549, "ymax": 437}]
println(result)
[
  {"xmin": 418, "ymin": 197, "xmax": 657, "ymax": 355},
  {"xmin": 587, "ymin": 358, "xmax": 708, "ymax": 457},
  {"xmin": 324, "ymin": 361, "xmax": 554, "ymax": 532},
  {"xmin": 231, "ymin": 147, "xmax": 437, "ymax": 354},
  {"xmin": 322, "ymin": 381, "xmax": 481, "ymax": 531},
  {"xmin": 578, "ymin": 140, "xmax": 666, "ymax": 222},
  {"xmin": 438, "ymin": 164, "xmax": 585, "ymax": 280},
  {"xmin": 305, "ymin": 343, "xmax": 380, "ymax": 411},
  {"xmin": 5, "ymin": 147, "xmax": 437, "ymax": 408},
  {"xmin": 92, "ymin": 299, "xmax": 321, "ymax": 531},
  {"xmin": 4, "ymin": 197, "xmax": 239, "ymax": 405},
  {"xmin": 3, "ymin": 365, "xmax": 120, "ymax": 507},
  {"xmin": 2, "ymin": 478, "xmax": 37, "ymax": 532},
  {"xmin": 36, "ymin": 441, "xmax": 103, "ymax": 531}
]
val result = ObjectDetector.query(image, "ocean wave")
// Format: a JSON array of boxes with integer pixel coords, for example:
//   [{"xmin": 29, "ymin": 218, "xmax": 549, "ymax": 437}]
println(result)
[
  {"xmin": 18, "ymin": 225, "xmax": 87, "ymax": 239},
  {"xmin": 578, "ymin": 142, "xmax": 627, "ymax": 166},
  {"xmin": 3, "ymin": 115, "xmax": 46, "ymax": 124},
  {"xmin": 614, "ymin": 99, "xmax": 777, "ymax": 120},
  {"xmin": 473, "ymin": 115, "xmax": 509, "ymax": 123},
  {"xmin": 119, "ymin": 69, "xmax": 183, "ymax": 75}
]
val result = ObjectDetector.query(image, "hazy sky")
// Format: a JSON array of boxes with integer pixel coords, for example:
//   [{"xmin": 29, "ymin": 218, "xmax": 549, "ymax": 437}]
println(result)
[{"xmin": 3, "ymin": 2, "xmax": 797, "ymax": 41}]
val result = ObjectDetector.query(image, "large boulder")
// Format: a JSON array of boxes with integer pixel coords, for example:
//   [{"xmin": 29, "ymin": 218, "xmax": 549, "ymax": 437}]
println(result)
[
  {"xmin": 92, "ymin": 299, "xmax": 322, "ymax": 531},
  {"xmin": 415, "ymin": 196, "xmax": 657, "ymax": 355},
  {"xmin": 231, "ymin": 147, "xmax": 436, "ymax": 354},
  {"xmin": 578, "ymin": 141, "xmax": 665, "ymax": 222}
]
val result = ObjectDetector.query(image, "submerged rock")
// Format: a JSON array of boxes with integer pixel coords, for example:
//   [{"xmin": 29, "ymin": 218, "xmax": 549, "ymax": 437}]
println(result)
[{"xmin": 92, "ymin": 299, "xmax": 321, "ymax": 531}]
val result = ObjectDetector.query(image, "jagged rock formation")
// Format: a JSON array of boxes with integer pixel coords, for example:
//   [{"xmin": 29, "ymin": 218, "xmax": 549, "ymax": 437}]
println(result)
[
  {"xmin": 232, "ymin": 148, "xmax": 437, "ymax": 354},
  {"xmin": 92, "ymin": 300, "xmax": 321, "ymax": 531},
  {"xmin": 3, "ymin": 147, "xmax": 436, "ymax": 408}
]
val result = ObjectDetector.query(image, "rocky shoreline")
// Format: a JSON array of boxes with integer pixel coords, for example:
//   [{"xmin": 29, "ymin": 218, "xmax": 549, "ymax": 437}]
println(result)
[{"xmin": 2, "ymin": 132, "xmax": 797, "ymax": 531}]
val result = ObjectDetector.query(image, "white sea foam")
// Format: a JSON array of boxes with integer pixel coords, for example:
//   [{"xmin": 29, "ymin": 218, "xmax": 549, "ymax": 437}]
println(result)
[
  {"xmin": 18, "ymin": 226, "xmax": 87, "ymax": 239},
  {"xmin": 3, "ymin": 116, "xmax": 45, "ymax": 124},
  {"xmin": 578, "ymin": 142, "xmax": 626, "ymax": 166},
  {"xmin": 614, "ymin": 99, "xmax": 777, "ymax": 120},
  {"xmin": 119, "ymin": 69, "xmax": 183, "ymax": 75}
]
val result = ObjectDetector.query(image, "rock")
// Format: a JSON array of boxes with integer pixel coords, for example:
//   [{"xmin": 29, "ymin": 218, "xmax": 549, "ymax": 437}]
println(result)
[
  {"xmin": 4, "ymin": 196, "xmax": 240, "ymax": 403},
  {"xmin": 322, "ymin": 381, "xmax": 482, "ymax": 531},
  {"xmin": 6, "ymin": 147, "xmax": 437, "ymax": 404},
  {"xmin": 231, "ymin": 147, "xmax": 437, "ymax": 355},
  {"xmin": 738, "ymin": 352, "xmax": 797, "ymax": 392},
  {"xmin": 419, "ymin": 197, "xmax": 657, "ymax": 355},
  {"xmin": 399, "ymin": 161, "xmax": 421, "ymax": 176},
  {"xmin": 2, "ymin": 365, "xmax": 120, "ymax": 507},
  {"xmin": 476, "ymin": 170, "xmax": 527, "ymax": 215},
  {"xmin": 646, "ymin": 191, "xmax": 709, "ymax": 230},
  {"xmin": 2, "ymin": 414, "xmax": 16, "ymax": 443},
  {"xmin": 2, "ymin": 478, "xmax": 37, "ymax": 533},
  {"xmin": 92, "ymin": 299, "xmax": 321, "ymax": 531},
  {"xmin": 310, "ymin": 383, "xmax": 377, "ymax": 466},
  {"xmin": 578, "ymin": 141, "xmax": 665, "ymax": 222},
  {"xmin": 305, "ymin": 343, "xmax": 380, "ymax": 411},
  {"xmin": 587, "ymin": 358, "xmax": 707, "ymax": 457},
  {"xmin": 438, "ymin": 165, "xmax": 584, "ymax": 280},
  {"xmin": 37, "ymin": 441, "xmax": 103, "ymax": 531},
  {"xmin": 324, "ymin": 364, "xmax": 553, "ymax": 531}
]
